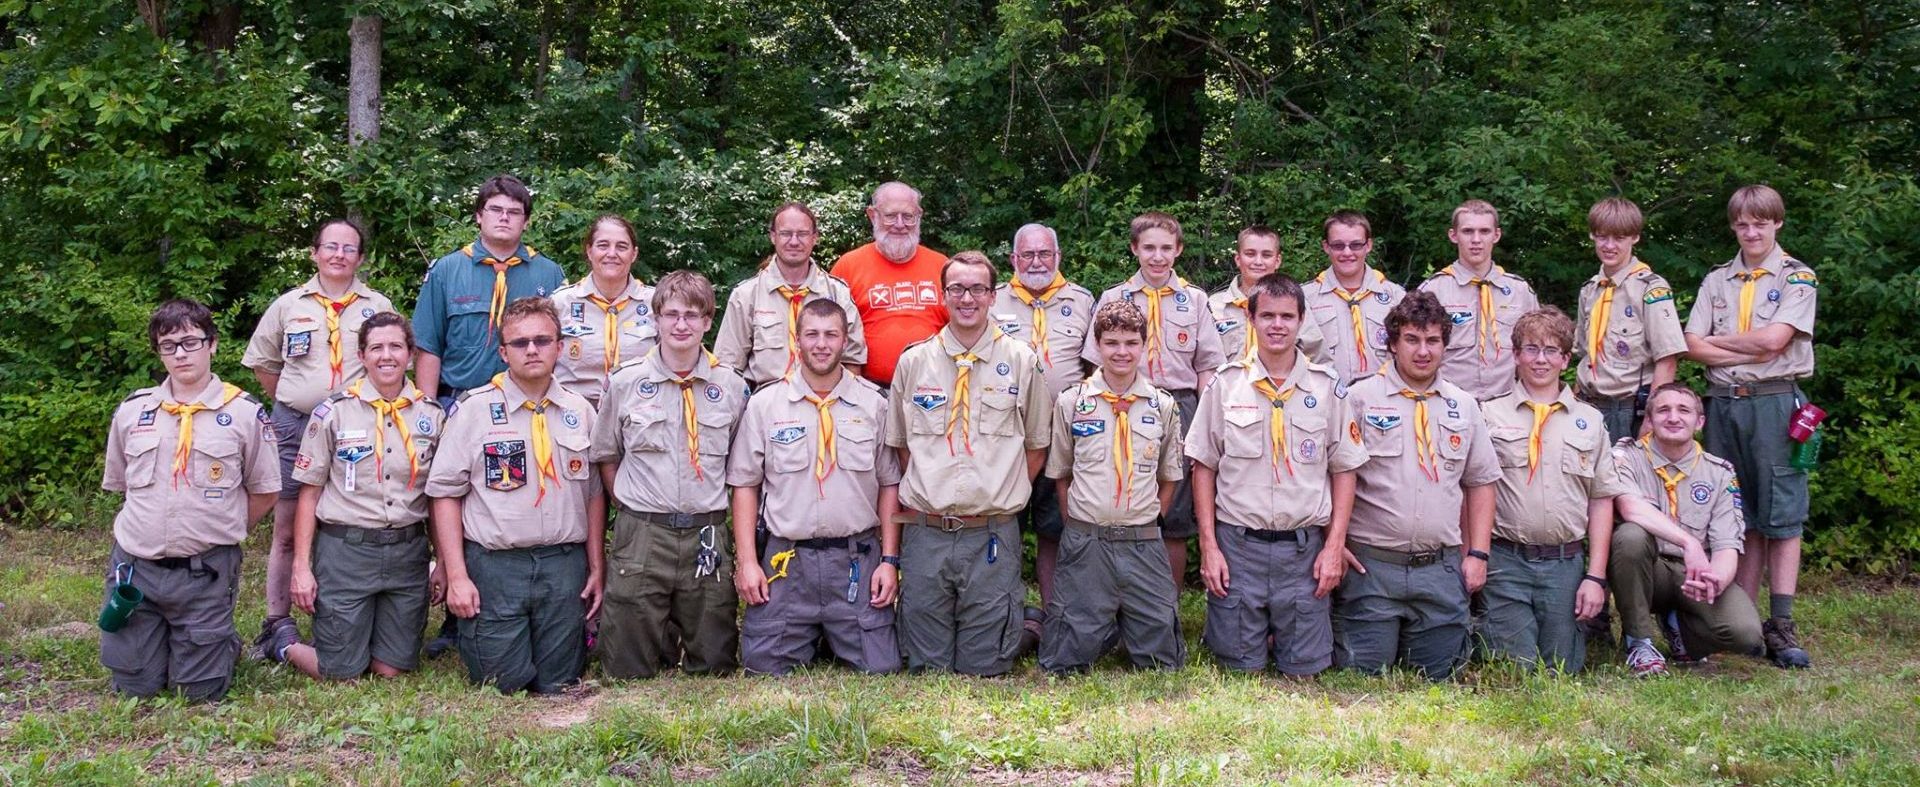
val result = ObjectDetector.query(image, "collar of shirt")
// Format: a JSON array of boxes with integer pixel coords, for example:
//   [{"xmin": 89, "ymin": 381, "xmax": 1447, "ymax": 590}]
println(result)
[
  {"xmin": 1645, "ymin": 438, "xmax": 1702, "ymax": 473},
  {"xmin": 1723, "ymin": 244, "xmax": 1788, "ymax": 279},
  {"xmin": 1314, "ymin": 266, "xmax": 1385, "ymax": 294},
  {"xmin": 351, "ymin": 376, "xmax": 426, "ymax": 405},
  {"xmin": 637, "ymin": 347, "xmax": 718, "ymax": 385},
  {"xmin": 1374, "ymin": 363, "xmax": 1435, "ymax": 397},
  {"xmin": 294, "ymin": 275, "xmax": 377, "ymax": 301},
  {"xmin": 1126, "ymin": 270, "xmax": 1190, "ymax": 294},
  {"xmin": 567, "ymin": 276, "xmax": 649, "ymax": 303},
  {"xmin": 1443, "ymin": 260, "xmax": 1511, "ymax": 285},
  {"xmin": 1241, "ymin": 349, "xmax": 1313, "ymax": 390},
  {"xmin": 1589, "ymin": 258, "xmax": 1649, "ymax": 288},
  {"xmin": 490, "ymin": 373, "xmax": 559, "ymax": 411},
  {"xmin": 1083, "ymin": 369, "xmax": 1159, "ymax": 401},
  {"xmin": 780, "ymin": 368, "xmax": 866, "ymax": 405},
  {"xmin": 463, "ymin": 236, "xmax": 538, "ymax": 264},
  {"xmin": 160, "ymin": 373, "xmax": 233, "ymax": 409},
  {"xmin": 759, "ymin": 260, "xmax": 830, "ymax": 294},
  {"xmin": 937, "ymin": 325, "xmax": 1000, "ymax": 357},
  {"xmin": 1495, "ymin": 385, "xmax": 1580, "ymax": 415},
  {"xmin": 1222, "ymin": 277, "xmax": 1249, "ymax": 304}
]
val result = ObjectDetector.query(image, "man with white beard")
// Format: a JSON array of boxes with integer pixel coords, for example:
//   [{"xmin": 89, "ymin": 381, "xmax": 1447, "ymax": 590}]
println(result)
[{"xmin": 831, "ymin": 182, "xmax": 950, "ymax": 390}]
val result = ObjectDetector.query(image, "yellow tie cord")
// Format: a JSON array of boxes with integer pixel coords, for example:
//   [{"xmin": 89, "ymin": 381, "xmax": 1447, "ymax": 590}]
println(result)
[
  {"xmin": 1252, "ymin": 378, "xmax": 1297, "ymax": 480},
  {"xmin": 1736, "ymin": 268, "xmax": 1772, "ymax": 332},
  {"xmin": 587, "ymin": 290, "xmax": 633, "ymax": 375},
  {"xmin": 947, "ymin": 351, "xmax": 979, "ymax": 456},
  {"xmin": 1397, "ymin": 389, "xmax": 1440, "ymax": 482},
  {"xmin": 1525, "ymin": 401, "xmax": 1564, "ymax": 483},
  {"xmin": 767, "ymin": 548, "xmax": 795, "ymax": 582},
  {"xmin": 776, "ymin": 284, "xmax": 811, "ymax": 379},
  {"xmin": 1587, "ymin": 263, "xmax": 1649, "ymax": 373},
  {"xmin": 1009, "ymin": 273, "xmax": 1068, "ymax": 366},
  {"xmin": 805, "ymin": 392, "xmax": 838, "ymax": 496},
  {"xmin": 310, "ymin": 291, "xmax": 361, "ymax": 388},
  {"xmin": 160, "ymin": 383, "xmax": 244, "ymax": 488},
  {"xmin": 1230, "ymin": 296, "xmax": 1256, "ymax": 361},
  {"xmin": 481, "ymin": 254, "xmax": 525, "ymax": 334},
  {"xmin": 1096, "ymin": 391, "xmax": 1138, "ymax": 504},
  {"xmin": 1639, "ymin": 437, "xmax": 1703, "ymax": 515},
  {"xmin": 490, "ymin": 373, "xmax": 560, "ymax": 506},
  {"xmin": 1140, "ymin": 277, "xmax": 1185, "ymax": 379},
  {"xmin": 349, "ymin": 379, "xmax": 423, "ymax": 491}
]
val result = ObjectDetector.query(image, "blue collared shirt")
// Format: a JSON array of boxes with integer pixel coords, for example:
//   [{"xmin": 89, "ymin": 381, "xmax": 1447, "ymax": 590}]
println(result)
[{"xmin": 412, "ymin": 237, "xmax": 567, "ymax": 390}]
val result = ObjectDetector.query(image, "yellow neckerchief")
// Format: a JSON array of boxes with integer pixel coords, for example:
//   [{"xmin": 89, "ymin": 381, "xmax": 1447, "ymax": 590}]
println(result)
[
  {"xmin": 663, "ymin": 350, "xmax": 722, "ymax": 481},
  {"xmin": 309, "ymin": 289, "xmax": 362, "ymax": 388},
  {"xmin": 1319, "ymin": 268, "xmax": 1387, "ymax": 374},
  {"xmin": 1251, "ymin": 377, "xmax": 1297, "ymax": 480},
  {"xmin": 1095, "ymin": 383, "xmax": 1139, "ymax": 505},
  {"xmin": 1396, "ymin": 385, "xmax": 1440, "ymax": 482},
  {"xmin": 1639, "ymin": 436, "xmax": 1704, "ymax": 515},
  {"xmin": 1009, "ymin": 272, "xmax": 1069, "ymax": 366},
  {"xmin": 944, "ymin": 329, "xmax": 1000, "ymax": 456},
  {"xmin": 1735, "ymin": 267, "xmax": 1773, "ymax": 333},
  {"xmin": 586, "ymin": 280, "xmax": 639, "ymax": 375},
  {"xmin": 1138, "ymin": 274, "xmax": 1188, "ymax": 380},
  {"xmin": 473, "ymin": 245, "xmax": 531, "ymax": 334},
  {"xmin": 776, "ymin": 281, "xmax": 811, "ymax": 380},
  {"xmin": 1226, "ymin": 279, "xmax": 1257, "ymax": 361},
  {"xmin": 492, "ymin": 373, "xmax": 559, "ymax": 505},
  {"xmin": 1444, "ymin": 263, "xmax": 1503, "ymax": 361},
  {"xmin": 160, "ymin": 382, "xmax": 245, "ymax": 488},
  {"xmin": 1524, "ymin": 399, "xmax": 1564, "ymax": 483},
  {"xmin": 805, "ymin": 388, "xmax": 838, "ymax": 496},
  {"xmin": 348, "ymin": 378, "xmax": 425, "ymax": 491},
  {"xmin": 1587, "ymin": 262, "xmax": 1649, "ymax": 373}
]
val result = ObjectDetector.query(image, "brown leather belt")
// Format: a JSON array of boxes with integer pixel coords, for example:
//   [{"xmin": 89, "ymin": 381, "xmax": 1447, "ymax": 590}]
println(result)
[
  {"xmin": 1707, "ymin": 380, "xmax": 1797, "ymax": 398},
  {"xmin": 895, "ymin": 512, "xmax": 1016, "ymax": 532}
]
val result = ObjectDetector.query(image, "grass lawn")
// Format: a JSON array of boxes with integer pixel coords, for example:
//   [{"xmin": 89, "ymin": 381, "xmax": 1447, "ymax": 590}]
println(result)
[{"xmin": 3, "ymin": 526, "xmax": 1918, "ymax": 786}]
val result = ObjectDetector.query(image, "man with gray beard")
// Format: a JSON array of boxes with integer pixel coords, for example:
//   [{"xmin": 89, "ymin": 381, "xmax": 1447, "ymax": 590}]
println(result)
[{"xmin": 831, "ymin": 182, "xmax": 950, "ymax": 389}]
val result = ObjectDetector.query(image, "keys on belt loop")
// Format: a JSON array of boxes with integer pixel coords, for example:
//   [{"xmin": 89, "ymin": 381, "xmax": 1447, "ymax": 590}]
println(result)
[{"xmin": 694, "ymin": 524, "xmax": 719, "ymax": 580}]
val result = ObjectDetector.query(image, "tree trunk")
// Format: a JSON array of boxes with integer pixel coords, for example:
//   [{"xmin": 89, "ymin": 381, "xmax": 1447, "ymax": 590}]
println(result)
[
  {"xmin": 136, "ymin": 0, "xmax": 167, "ymax": 39},
  {"xmin": 348, "ymin": 14, "xmax": 382, "ymax": 147},
  {"xmin": 534, "ymin": 2, "xmax": 553, "ymax": 102}
]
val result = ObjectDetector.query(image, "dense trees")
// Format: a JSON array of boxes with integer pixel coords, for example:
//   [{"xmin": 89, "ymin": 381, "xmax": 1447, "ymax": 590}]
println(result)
[{"xmin": 1, "ymin": 0, "xmax": 1914, "ymax": 568}]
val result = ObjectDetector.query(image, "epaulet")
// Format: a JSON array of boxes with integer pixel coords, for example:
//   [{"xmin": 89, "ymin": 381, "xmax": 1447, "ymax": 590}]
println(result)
[
  {"xmin": 122, "ymin": 386, "xmax": 159, "ymax": 404},
  {"xmin": 900, "ymin": 334, "xmax": 942, "ymax": 355},
  {"xmin": 611, "ymin": 353, "xmax": 651, "ymax": 376},
  {"xmin": 1701, "ymin": 451, "xmax": 1737, "ymax": 472},
  {"xmin": 1630, "ymin": 266, "xmax": 1665, "ymax": 284},
  {"xmin": 325, "ymin": 391, "xmax": 352, "ymax": 405},
  {"xmin": 846, "ymin": 374, "xmax": 883, "ymax": 396},
  {"xmin": 1210, "ymin": 282, "xmax": 1235, "ymax": 297},
  {"xmin": 454, "ymin": 387, "xmax": 487, "ymax": 405},
  {"xmin": 234, "ymin": 390, "xmax": 264, "ymax": 410},
  {"xmin": 1218, "ymin": 354, "xmax": 1254, "ymax": 373},
  {"xmin": 823, "ymin": 272, "xmax": 853, "ymax": 290},
  {"xmin": 1301, "ymin": 358, "xmax": 1340, "ymax": 381},
  {"xmin": 1501, "ymin": 267, "xmax": 1530, "ymax": 283},
  {"xmin": 1613, "ymin": 436, "xmax": 1637, "ymax": 451},
  {"xmin": 416, "ymin": 396, "xmax": 445, "ymax": 410}
]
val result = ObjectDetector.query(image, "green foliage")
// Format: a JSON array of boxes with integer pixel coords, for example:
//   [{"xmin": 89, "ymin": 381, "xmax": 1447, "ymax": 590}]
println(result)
[{"xmin": 0, "ymin": 0, "xmax": 1916, "ymax": 565}]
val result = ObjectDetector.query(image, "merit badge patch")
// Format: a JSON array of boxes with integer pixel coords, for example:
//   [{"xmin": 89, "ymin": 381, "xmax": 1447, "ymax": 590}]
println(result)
[
  {"xmin": 208, "ymin": 462, "xmax": 224, "ymax": 483},
  {"xmin": 705, "ymin": 384, "xmax": 723, "ymax": 402},
  {"xmin": 912, "ymin": 393, "xmax": 948, "ymax": 412},
  {"xmin": 1177, "ymin": 331, "xmax": 1189, "ymax": 345},
  {"xmin": 488, "ymin": 402, "xmax": 509, "ymax": 425},
  {"xmin": 1070, "ymin": 419, "xmax": 1106, "ymax": 437},
  {"xmin": 1786, "ymin": 270, "xmax": 1818, "ymax": 288},
  {"xmin": 1644, "ymin": 287, "xmax": 1674, "ymax": 305},
  {"xmin": 770, "ymin": 426, "xmax": 806, "ymax": 445},
  {"xmin": 1365, "ymin": 413, "xmax": 1402, "ymax": 431},
  {"xmin": 483, "ymin": 440, "xmax": 528, "ymax": 492},
  {"xmin": 1448, "ymin": 311, "xmax": 1473, "ymax": 326},
  {"xmin": 1616, "ymin": 340, "xmax": 1632, "ymax": 357},
  {"xmin": 293, "ymin": 454, "xmax": 311, "ymax": 470},
  {"xmin": 1299, "ymin": 438, "xmax": 1318, "ymax": 461},
  {"xmin": 1303, "ymin": 394, "xmax": 1318, "ymax": 409},
  {"xmin": 563, "ymin": 410, "xmax": 580, "ymax": 428},
  {"xmin": 138, "ymin": 409, "xmax": 156, "ymax": 426},
  {"xmin": 216, "ymin": 412, "xmax": 233, "ymax": 427},
  {"xmin": 1448, "ymin": 433, "xmax": 1462, "ymax": 451},
  {"xmin": 286, "ymin": 331, "xmax": 313, "ymax": 358},
  {"xmin": 1074, "ymin": 399, "xmax": 1097, "ymax": 415},
  {"xmin": 996, "ymin": 362, "xmax": 1010, "ymax": 376},
  {"xmin": 1691, "ymin": 482, "xmax": 1713, "ymax": 505}
]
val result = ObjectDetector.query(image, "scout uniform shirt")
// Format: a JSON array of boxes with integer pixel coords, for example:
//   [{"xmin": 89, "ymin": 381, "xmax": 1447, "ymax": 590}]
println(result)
[
  {"xmin": 1574, "ymin": 260, "xmax": 1687, "ymax": 399},
  {"xmin": 1345, "ymin": 364, "xmax": 1502, "ymax": 551},
  {"xmin": 292, "ymin": 378, "xmax": 446, "ymax": 528},
  {"xmin": 1185, "ymin": 351, "xmax": 1367, "ymax": 531},
  {"xmin": 727, "ymin": 371, "xmax": 902, "ymax": 539},
  {"xmin": 886, "ymin": 326, "xmax": 1051, "ymax": 516},
  {"xmin": 411, "ymin": 239, "xmax": 567, "ymax": 392},
  {"xmin": 1046, "ymin": 373, "xmax": 1184, "ymax": 526},
  {"xmin": 1208, "ymin": 278, "xmax": 1329, "ymax": 367},
  {"xmin": 590, "ymin": 349, "xmax": 747, "ymax": 515},
  {"xmin": 1306, "ymin": 267, "xmax": 1407, "ymax": 384},
  {"xmin": 714, "ymin": 261, "xmax": 870, "ymax": 387},
  {"xmin": 992, "ymin": 274, "xmax": 1096, "ymax": 400},
  {"xmin": 1483, "ymin": 387, "xmax": 1631, "ymax": 545},
  {"xmin": 1418, "ymin": 263, "xmax": 1539, "ymax": 400},
  {"xmin": 1612, "ymin": 437, "xmax": 1746, "ymax": 560},
  {"xmin": 102, "ymin": 374, "xmax": 281, "ymax": 559},
  {"xmin": 550, "ymin": 277, "xmax": 658, "ymax": 405},
  {"xmin": 425, "ymin": 374, "xmax": 597, "ymax": 550},
  {"xmin": 1082, "ymin": 272, "xmax": 1225, "ymax": 393},
  {"xmin": 243, "ymin": 276, "xmax": 396, "ymax": 413},
  {"xmin": 1683, "ymin": 245, "xmax": 1818, "ymax": 387}
]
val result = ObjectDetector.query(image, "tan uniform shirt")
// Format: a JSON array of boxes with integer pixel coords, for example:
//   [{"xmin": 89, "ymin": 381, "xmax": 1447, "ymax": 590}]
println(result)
[
  {"xmin": 1305, "ymin": 267, "xmax": 1407, "ymax": 383},
  {"xmin": 590, "ymin": 349, "xmax": 747, "ymax": 514},
  {"xmin": 714, "ymin": 261, "xmax": 870, "ymax": 387},
  {"xmin": 243, "ymin": 277, "xmax": 396, "ymax": 413},
  {"xmin": 1484, "ymin": 388, "xmax": 1630, "ymax": 545},
  {"xmin": 1684, "ymin": 246, "xmax": 1818, "ymax": 386},
  {"xmin": 1418, "ymin": 263, "xmax": 1539, "ymax": 400},
  {"xmin": 292, "ymin": 379, "xmax": 445, "ymax": 528},
  {"xmin": 1207, "ymin": 278, "xmax": 1330, "ymax": 368},
  {"xmin": 1046, "ymin": 372, "xmax": 1184, "ymax": 526},
  {"xmin": 102, "ymin": 375, "xmax": 281, "ymax": 559},
  {"xmin": 1082, "ymin": 272, "xmax": 1224, "ymax": 393},
  {"xmin": 425, "ymin": 375, "xmax": 598, "ymax": 550},
  {"xmin": 1346, "ymin": 365, "xmax": 1502, "ymax": 551},
  {"xmin": 1186, "ymin": 351, "xmax": 1367, "ymax": 531},
  {"xmin": 1573, "ymin": 260, "xmax": 1687, "ymax": 399},
  {"xmin": 1612, "ymin": 438, "xmax": 1746, "ymax": 559},
  {"xmin": 726, "ymin": 371, "xmax": 902, "ymax": 539},
  {"xmin": 991, "ymin": 277, "xmax": 1096, "ymax": 400},
  {"xmin": 887, "ymin": 326, "xmax": 1051, "ymax": 516},
  {"xmin": 551, "ymin": 277, "xmax": 658, "ymax": 405}
]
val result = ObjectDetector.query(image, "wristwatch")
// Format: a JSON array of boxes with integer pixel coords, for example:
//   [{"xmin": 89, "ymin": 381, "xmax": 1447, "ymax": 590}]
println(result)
[
  {"xmin": 1465, "ymin": 549, "xmax": 1490, "ymax": 562},
  {"xmin": 1582, "ymin": 574, "xmax": 1609, "ymax": 590},
  {"xmin": 879, "ymin": 555, "xmax": 901, "ymax": 568}
]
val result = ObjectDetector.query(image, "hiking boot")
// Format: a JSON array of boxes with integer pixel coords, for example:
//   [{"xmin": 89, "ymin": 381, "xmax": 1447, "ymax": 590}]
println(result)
[
  {"xmin": 1624, "ymin": 637, "xmax": 1667, "ymax": 677},
  {"xmin": 425, "ymin": 614, "xmax": 459, "ymax": 659},
  {"xmin": 264, "ymin": 616, "xmax": 303, "ymax": 664},
  {"xmin": 1763, "ymin": 617, "xmax": 1811, "ymax": 669},
  {"xmin": 1017, "ymin": 606, "xmax": 1044, "ymax": 658},
  {"xmin": 248, "ymin": 615, "xmax": 290, "ymax": 661},
  {"xmin": 1662, "ymin": 611, "xmax": 1701, "ymax": 665}
]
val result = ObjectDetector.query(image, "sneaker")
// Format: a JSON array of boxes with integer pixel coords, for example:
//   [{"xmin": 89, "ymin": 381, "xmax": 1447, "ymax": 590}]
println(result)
[
  {"xmin": 248, "ymin": 615, "xmax": 289, "ymax": 661},
  {"xmin": 264, "ymin": 616, "xmax": 303, "ymax": 664},
  {"xmin": 1624, "ymin": 637, "xmax": 1667, "ymax": 677},
  {"xmin": 1762, "ymin": 617, "xmax": 1812, "ymax": 669}
]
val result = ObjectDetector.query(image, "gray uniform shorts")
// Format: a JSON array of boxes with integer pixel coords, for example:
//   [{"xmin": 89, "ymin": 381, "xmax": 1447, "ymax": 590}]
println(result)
[
  {"xmin": 99, "ymin": 542, "xmax": 242, "ymax": 702},
  {"xmin": 312, "ymin": 522, "xmax": 431, "ymax": 678},
  {"xmin": 741, "ymin": 529, "xmax": 898, "ymax": 676},
  {"xmin": 271, "ymin": 401, "xmax": 312, "ymax": 499}
]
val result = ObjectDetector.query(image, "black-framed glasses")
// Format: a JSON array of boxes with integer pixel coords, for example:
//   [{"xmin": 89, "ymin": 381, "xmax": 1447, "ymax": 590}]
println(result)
[
  {"xmin": 944, "ymin": 284, "xmax": 992, "ymax": 299},
  {"xmin": 157, "ymin": 336, "xmax": 212, "ymax": 355}
]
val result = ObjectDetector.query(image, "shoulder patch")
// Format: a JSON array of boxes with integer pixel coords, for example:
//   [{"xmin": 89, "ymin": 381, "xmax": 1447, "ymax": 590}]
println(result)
[
  {"xmin": 1785, "ymin": 270, "xmax": 1817, "ymax": 288},
  {"xmin": 1642, "ymin": 287, "xmax": 1674, "ymax": 305}
]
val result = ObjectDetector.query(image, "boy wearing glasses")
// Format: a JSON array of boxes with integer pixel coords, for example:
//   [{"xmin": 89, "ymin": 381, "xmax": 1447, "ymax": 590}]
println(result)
[
  {"xmin": 717, "ymin": 201, "xmax": 870, "ymax": 388},
  {"xmin": 1083, "ymin": 212, "xmax": 1225, "ymax": 587},
  {"xmin": 592, "ymin": 272, "xmax": 749, "ymax": 678},
  {"xmin": 1210, "ymin": 225, "xmax": 1327, "ymax": 365},
  {"xmin": 242, "ymin": 218, "xmax": 397, "ymax": 660},
  {"xmin": 1306, "ymin": 211, "xmax": 1407, "ymax": 384},
  {"xmin": 1574, "ymin": 197, "xmax": 1685, "ymax": 441},
  {"xmin": 888, "ymin": 251, "xmax": 1050, "ymax": 675},
  {"xmin": 101, "ymin": 299, "xmax": 280, "ymax": 702},
  {"xmin": 427, "ymin": 297, "xmax": 603, "ymax": 693},
  {"xmin": 1478, "ymin": 308, "xmax": 1629, "ymax": 672}
]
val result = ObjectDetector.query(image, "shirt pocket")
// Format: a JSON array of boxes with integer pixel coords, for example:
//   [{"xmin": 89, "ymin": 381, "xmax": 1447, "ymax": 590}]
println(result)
[
  {"xmin": 1435, "ymin": 418, "xmax": 1470, "ymax": 462},
  {"xmin": 1129, "ymin": 414, "xmax": 1166, "ymax": 465},
  {"xmin": 1361, "ymin": 412, "xmax": 1405, "ymax": 458},
  {"xmin": 696, "ymin": 406, "xmax": 736, "ymax": 477},
  {"xmin": 192, "ymin": 433, "xmax": 244, "ymax": 490},
  {"xmin": 835, "ymin": 415, "xmax": 878, "ymax": 472},
  {"xmin": 1491, "ymin": 425, "xmax": 1531, "ymax": 469},
  {"xmin": 906, "ymin": 391, "xmax": 950, "ymax": 437},
  {"xmin": 444, "ymin": 298, "xmax": 492, "ymax": 356},
  {"xmin": 1163, "ymin": 307, "xmax": 1199, "ymax": 352},
  {"xmin": 1289, "ymin": 409, "xmax": 1330, "ymax": 465},
  {"xmin": 979, "ymin": 388, "xmax": 1023, "ymax": 437},
  {"xmin": 622, "ymin": 407, "xmax": 676, "ymax": 454},
  {"xmin": 751, "ymin": 309, "xmax": 788, "ymax": 346},
  {"xmin": 769, "ymin": 426, "xmax": 815, "ymax": 475},
  {"xmin": 556, "ymin": 429, "xmax": 593, "ymax": 480},
  {"xmin": 124, "ymin": 432, "xmax": 162, "ymax": 489},
  {"xmin": 1560, "ymin": 428, "xmax": 1600, "ymax": 478},
  {"xmin": 1222, "ymin": 407, "xmax": 1266, "ymax": 459}
]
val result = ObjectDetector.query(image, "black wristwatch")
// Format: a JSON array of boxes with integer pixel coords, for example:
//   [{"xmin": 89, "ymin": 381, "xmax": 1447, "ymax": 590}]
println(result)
[
  {"xmin": 879, "ymin": 555, "xmax": 901, "ymax": 568},
  {"xmin": 1465, "ymin": 549, "xmax": 1490, "ymax": 562},
  {"xmin": 1582, "ymin": 574, "xmax": 1609, "ymax": 590}
]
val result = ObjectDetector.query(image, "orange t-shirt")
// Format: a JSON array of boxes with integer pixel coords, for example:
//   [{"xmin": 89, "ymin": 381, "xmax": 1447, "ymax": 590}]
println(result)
[{"xmin": 831, "ymin": 242, "xmax": 949, "ymax": 386}]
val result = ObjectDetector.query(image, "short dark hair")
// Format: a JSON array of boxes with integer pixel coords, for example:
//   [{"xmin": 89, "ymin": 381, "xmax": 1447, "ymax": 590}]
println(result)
[
  {"xmin": 1246, "ymin": 272, "xmax": 1306, "ymax": 317},
  {"xmin": 499, "ymin": 296, "xmax": 560, "ymax": 338},
  {"xmin": 1385, "ymin": 290, "xmax": 1451, "ymax": 346},
  {"xmin": 1091, "ymin": 300, "xmax": 1148, "ymax": 342},
  {"xmin": 798, "ymin": 297, "xmax": 849, "ymax": 331},
  {"xmin": 473, "ymin": 174, "xmax": 533, "ymax": 215},
  {"xmin": 356, "ymin": 311, "xmax": 415, "ymax": 355},
  {"xmin": 311, "ymin": 217, "xmax": 367, "ymax": 249},
  {"xmin": 148, "ymin": 298, "xmax": 216, "ymax": 350}
]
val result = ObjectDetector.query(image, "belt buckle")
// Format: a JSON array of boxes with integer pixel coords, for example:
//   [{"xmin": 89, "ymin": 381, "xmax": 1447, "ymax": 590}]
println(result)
[
  {"xmin": 1731, "ymin": 384, "xmax": 1754, "ymax": 398},
  {"xmin": 936, "ymin": 515, "xmax": 968, "ymax": 533},
  {"xmin": 343, "ymin": 528, "xmax": 366, "ymax": 546},
  {"xmin": 668, "ymin": 512, "xmax": 695, "ymax": 529},
  {"xmin": 1098, "ymin": 524, "xmax": 1129, "ymax": 541},
  {"xmin": 1409, "ymin": 551, "xmax": 1439, "ymax": 567}
]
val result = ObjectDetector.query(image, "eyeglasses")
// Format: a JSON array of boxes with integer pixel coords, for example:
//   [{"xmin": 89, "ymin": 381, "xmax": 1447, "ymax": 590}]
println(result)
[
  {"xmin": 1518, "ymin": 345, "xmax": 1566, "ymax": 360},
  {"xmin": 502, "ymin": 336, "xmax": 558, "ymax": 351},
  {"xmin": 876, "ymin": 211, "xmax": 921, "ymax": 226},
  {"xmin": 482, "ymin": 205, "xmax": 527, "ymax": 220},
  {"xmin": 1324, "ymin": 241, "xmax": 1369, "ymax": 252},
  {"xmin": 774, "ymin": 230, "xmax": 815, "ymax": 241},
  {"xmin": 318, "ymin": 242, "xmax": 361, "ymax": 255},
  {"xmin": 157, "ymin": 336, "xmax": 211, "ymax": 355},
  {"xmin": 657, "ymin": 310, "xmax": 709, "ymax": 325},
  {"xmin": 944, "ymin": 284, "xmax": 992, "ymax": 300},
  {"xmin": 1015, "ymin": 250, "xmax": 1057, "ymax": 263}
]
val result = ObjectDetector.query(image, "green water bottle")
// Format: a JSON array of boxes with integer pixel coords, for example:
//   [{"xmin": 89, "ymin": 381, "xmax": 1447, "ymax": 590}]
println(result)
[{"xmin": 1790, "ymin": 427, "xmax": 1822, "ymax": 470}]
